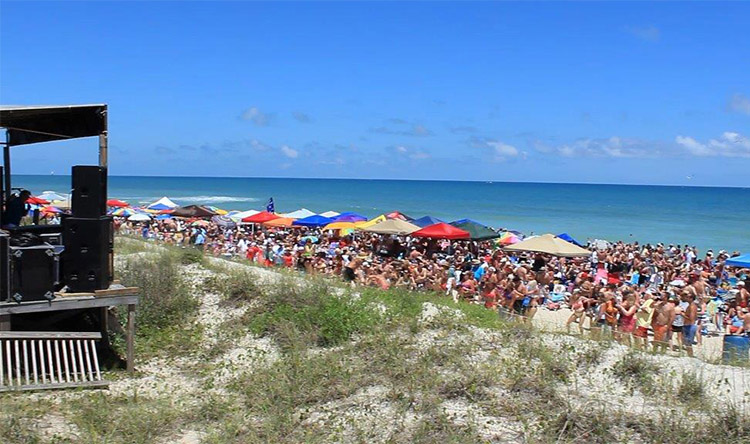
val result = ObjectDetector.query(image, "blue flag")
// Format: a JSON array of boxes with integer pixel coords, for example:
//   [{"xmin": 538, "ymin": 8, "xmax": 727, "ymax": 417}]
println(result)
[{"xmin": 266, "ymin": 197, "xmax": 275, "ymax": 213}]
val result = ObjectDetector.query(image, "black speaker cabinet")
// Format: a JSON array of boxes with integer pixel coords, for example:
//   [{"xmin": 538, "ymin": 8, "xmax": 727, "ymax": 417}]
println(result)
[
  {"xmin": 72, "ymin": 165, "xmax": 108, "ymax": 218},
  {"xmin": 62, "ymin": 216, "xmax": 113, "ymax": 292},
  {"xmin": 7, "ymin": 244, "xmax": 60, "ymax": 303}
]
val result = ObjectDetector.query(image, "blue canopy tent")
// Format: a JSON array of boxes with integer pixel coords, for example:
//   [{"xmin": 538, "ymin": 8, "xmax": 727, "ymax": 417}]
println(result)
[
  {"xmin": 335, "ymin": 211, "xmax": 367, "ymax": 220},
  {"xmin": 727, "ymin": 254, "xmax": 750, "ymax": 268},
  {"xmin": 293, "ymin": 214, "xmax": 334, "ymax": 227},
  {"xmin": 557, "ymin": 232, "xmax": 583, "ymax": 247},
  {"xmin": 413, "ymin": 215, "xmax": 444, "ymax": 228},
  {"xmin": 451, "ymin": 218, "xmax": 488, "ymax": 227}
]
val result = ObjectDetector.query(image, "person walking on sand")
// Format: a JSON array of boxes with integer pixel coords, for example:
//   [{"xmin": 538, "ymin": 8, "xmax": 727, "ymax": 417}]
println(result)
[{"xmin": 633, "ymin": 290, "xmax": 654, "ymax": 349}]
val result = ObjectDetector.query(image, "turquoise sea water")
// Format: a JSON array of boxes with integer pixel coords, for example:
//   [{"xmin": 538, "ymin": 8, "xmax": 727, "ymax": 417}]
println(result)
[{"xmin": 10, "ymin": 175, "xmax": 750, "ymax": 254}]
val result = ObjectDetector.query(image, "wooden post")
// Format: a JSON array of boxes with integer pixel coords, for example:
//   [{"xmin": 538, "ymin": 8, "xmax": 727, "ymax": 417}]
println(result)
[
  {"xmin": 126, "ymin": 304, "xmax": 135, "ymax": 373},
  {"xmin": 99, "ymin": 307, "xmax": 109, "ymax": 347}
]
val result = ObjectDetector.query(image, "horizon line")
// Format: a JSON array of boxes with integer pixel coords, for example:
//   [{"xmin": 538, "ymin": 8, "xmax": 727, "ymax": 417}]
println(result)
[{"xmin": 10, "ymin": 173, "xmax": 749, "ymax": 190}]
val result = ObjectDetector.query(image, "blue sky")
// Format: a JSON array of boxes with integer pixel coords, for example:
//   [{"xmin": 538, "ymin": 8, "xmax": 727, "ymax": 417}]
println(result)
[{"xmin": 1, "ymin": 1, "xmax": 749, "ymax": 186}]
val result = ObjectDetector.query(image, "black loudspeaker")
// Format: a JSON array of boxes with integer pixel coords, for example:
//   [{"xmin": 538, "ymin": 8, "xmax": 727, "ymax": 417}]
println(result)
[
  {"xmin": 72, "ymin": 165, "xmax": 107, "ymax": 218},
  {"xmin": 62, "ymin": 216, "xmax": 113, "ymax": 292},
  {"xmin": 7, "ymin": 244, "xmax": 60, "ymax": 302}
]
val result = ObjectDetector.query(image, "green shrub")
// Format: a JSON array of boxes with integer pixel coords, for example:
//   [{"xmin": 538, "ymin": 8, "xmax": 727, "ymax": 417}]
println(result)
[{"xmin": 610, "ymin": 351, "xmax": 660, "ymax": 395}]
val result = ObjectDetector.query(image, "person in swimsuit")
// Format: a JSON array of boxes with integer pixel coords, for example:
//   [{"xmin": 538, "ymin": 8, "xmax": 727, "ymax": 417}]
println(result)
[
  {"xmin": 651, "ymin": 292, "xmax": 674, "ymax": 353},
  {"xmin": 682, "ymin": 292, "xmax": 698, "ymax": 357},
  {"xmin": 565, "ymin": 289, "xmax": 586, "ymax": 334},
  {"xmin": 615, "ymin": 293, "xmax": 637, "ymax": 346}
]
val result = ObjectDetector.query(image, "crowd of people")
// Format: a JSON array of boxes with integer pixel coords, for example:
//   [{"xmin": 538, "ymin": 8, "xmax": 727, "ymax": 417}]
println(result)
[{"xmin": 117, "ymin": 217, "xmax": 750, "ymax": 358}]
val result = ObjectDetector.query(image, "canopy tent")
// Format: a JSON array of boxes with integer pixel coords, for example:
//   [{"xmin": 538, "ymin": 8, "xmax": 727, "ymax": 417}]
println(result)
[
  {"xmin": 450, "ymin": 218, "xmax": 488, "ymax": 227},
  {"xmin": 107, "ymin": 199, "xmax": 129, "ymax": 207},
  {"xmin": 110, "ymin": 207, "xmax": 135, "ymax": 217},
  {"xmin": 230, "ymin": 209, "xmax": 259, "ymax": 222},
  {"xmin": 320, "ymin": 211, "xmax": 340, "ymax": 218},
  {"xmin": 128, "ymin": 213, "xmax": 152, "ymax": 222},
  {"xmin": 242, "ymin": 211, "xmax": 279, "ymax": 224},
  {"xmin": 503, "ymin": 234, "xmax": 591, "ymax": 258},
  {"xmin": 362, "ymin": 219, "xmax": 420, "ymax": 236},
  {"xmin": 263, "ymin": 217, "xmax": 296, "ymax": 227},
  {"xmin": 294, "ymin": 214, "xmax": 334, "ymax": 227},
  {"xmin": 147, "ymin": 196, "xmax": 178, "ymax": 211},
  {"xmin": 323, "ymin": 221, "xmax": 358, "ymax": 231},
  {"xmin": 171, "ymin": 205, "xmax": 217, "ymax": 218},
  {"xmin": 451, "ymin": 221, "xmax": 500, "ymax": 240},
  {"xmin": 386, "ymin": 211, "xmax": 413, "ymax": 221},
  {"xmin": 412, "ymin": 222, "xmax": 470, "ymax": 240},
  {"xmin": 557, "ymin": 232, "xmax": 584, "ymax": 247},
  {"xmin": 726, "ymin": 254, "xmax": 750, "ymax": 268},
  {"xmin": 282, "ymin": 208, "xmax": 316, "ymax": 219},
  {"xmin": 355, "ymin": 215, "xmax": 386, "ymax": 229},
  {"xmin": 412, "ymin": 215, "xmax": 444, "ymax": 228}
]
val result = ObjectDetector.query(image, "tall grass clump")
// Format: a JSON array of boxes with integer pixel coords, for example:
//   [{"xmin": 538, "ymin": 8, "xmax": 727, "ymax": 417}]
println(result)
[
  {"xmin": 610, "ymin": 351, "xmax": 660, "ymax": 395},
  {"xmin": 116, "ymin": 250, "xmax": 201, "ymax": 356},
  {"xmin": 246, "ymin": 279, "xmax": 380, "ymax": 349}
]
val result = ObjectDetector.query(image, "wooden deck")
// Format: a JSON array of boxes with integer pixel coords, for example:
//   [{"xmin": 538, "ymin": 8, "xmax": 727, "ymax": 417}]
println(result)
[{"xmin": 0, "ymin": 285, "xmax": 139, "ymax": 373}]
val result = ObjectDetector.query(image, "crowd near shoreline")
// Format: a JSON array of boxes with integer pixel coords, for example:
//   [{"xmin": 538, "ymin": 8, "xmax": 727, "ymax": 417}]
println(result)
[{"xmin": 115, "ymin": 214, "xmax": 750, "ymax": 361}]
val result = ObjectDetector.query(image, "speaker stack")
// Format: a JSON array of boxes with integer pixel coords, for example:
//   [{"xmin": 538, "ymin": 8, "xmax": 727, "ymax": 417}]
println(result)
[{"xmin": 62, "ymin": 166, "xmax": 114, "ymax": 293}]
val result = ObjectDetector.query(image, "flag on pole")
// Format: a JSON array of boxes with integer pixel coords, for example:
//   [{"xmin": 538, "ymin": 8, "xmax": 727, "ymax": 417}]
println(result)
[{"xmin": 266, "ymin": 197, "xmax": 275, "ymax": 213}]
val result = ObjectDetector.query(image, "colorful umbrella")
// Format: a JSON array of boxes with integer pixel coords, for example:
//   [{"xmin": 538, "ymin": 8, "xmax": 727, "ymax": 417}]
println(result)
[
  {"xmin": 107, "ymin": 199, "xmax": 130, "ymax": 207},
  {"xmin": 355, "ymin": 215, "xmax": 386, "ymax": 228},
  {"xmin": 323, "ymin": 221, "xmax": 358, "ymax": 230},
  {"xmin": 27, "ymin": 196, "xmax": 50, "ymax": 205}
]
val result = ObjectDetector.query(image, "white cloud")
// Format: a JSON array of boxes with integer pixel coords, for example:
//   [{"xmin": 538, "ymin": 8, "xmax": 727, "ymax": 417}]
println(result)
[
  {"xmin": 729, "ymin": 93, "xmax": 750, "ymax": 115},
  {"xmin": 241, "ymin": 107, "xmax": 271, "ymax": 126},
  {"xmin": 396, "ymin": 145, "xmax": 408, "ymax": 153},
  {"xmin": 487, "ymin": 141, "xmax": 519, "ymax": 158},
  {"xmin": 280, "ymin": 145, "xmax": 298, "ymax": 158},
  {"xmin": 555, "ymin": 137, "xmax": 656, "ymax": 158},
  {"xmin": 625, "ymin": 25, "xmax": 660, "ymax": 42},
  {"xmin": 676, "ymin": 132, "xmax": 750, "ymax": 157}
]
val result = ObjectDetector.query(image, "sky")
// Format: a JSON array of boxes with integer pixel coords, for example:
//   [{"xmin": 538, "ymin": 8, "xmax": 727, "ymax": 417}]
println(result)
[{"xmin": 1, "ymin": 1, "xmax": 749, "ymax": 186}]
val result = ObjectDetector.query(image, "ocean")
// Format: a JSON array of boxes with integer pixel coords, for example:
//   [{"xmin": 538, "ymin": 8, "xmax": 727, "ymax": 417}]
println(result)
[{"xmin": 10, "ymin": 175, "xmax": 750, "ymax": 254}]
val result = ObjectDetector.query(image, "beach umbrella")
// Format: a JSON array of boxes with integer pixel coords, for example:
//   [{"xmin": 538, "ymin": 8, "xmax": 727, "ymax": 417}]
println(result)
[
  {"xmin": 50, "ymin": 199, "xmax": 71, "ymax": 210},
  {"xmin": 242, "ymin": 211, "xmax": 279, "ymax": 224},
  {"xmin": 294, "ymin": 214, "xmax": 334, "ymax": 227},
  {"xmin": 497, "ymin": 233, "xmax": 522, "ymax": 245},
  {"xmin": 155, "ymin": 214, "xmax": 173, "ymax": 220},
  {"xmin": 355, "ymin": 215, "xmax": 386, "ymax": 229},
  {"xmin": 27, "ymin": 196, "xmax": 50, "ymax": 205},
  {"xmin": 107, "ymin": 199, "xmax": 129, "ymax": 207},
  {"xmin": 110, "ymin": 207, "xmax": 135, "ymax": 217},
  {"xmin": 38, "ymin": 191, "xmax": 67, "ymax": 202},
  {"xmin": 128, "ymin": 213, "xmax": 152, "ymax": 222},
  {"xmin": 412, "ymin": 222, "xmax": 470, "ymax": 240},
  {"xmin": 386, "ymin": 211, "xmax": 413, "ymax": 221},
  {"xmin": 205, "ymin": 206, "xmax": 228, "ymax": 215},
  {"xmin": 172, "ymin": 205, "xmax": 217, "ymax": 218},
  {"xmin": 282, "ymin": 208, "xmax": 316, "ymax": 219},
  {"xmin": 147, "ymin": 196, "xmax": 178, "ymax": 211},
  {"xmin": 191, "ymin": 219, "xmax": 211, "ymax": 227},
  {"xmin": 727, "ymin": 254, "xmax": 750, "ymax": 268},
  {"xmin": 503, "ymin": 234, "xmax": 591, "ymax": 258},
  {"xmin": 450, "ymin": 221, "xmax": 501, "ymax": 240},
  {"xmin": 300, "ymin": 235, "xmax": 319, "ymax": 243},
  {"xmin": 212, "ymin": 215, "xmax": 237, "ymax": 228},
  {"xmin": 323, "ymin": 221, "xmax": 358, "ymax": 231},
  {"xmin": 263, "ymin": 217, "xmax": 296, "ymax": 227},
  {"xmin": 363, "ymin": 219, "xmax": 420, "ymax": 236},
  {"xmin": 40, "ymin": 205, "xmax": 64, "ymax": 215},
  {"xmin": 320, "ymin": 211, "xmax": 340, "ymax": 218},
  {"xmin": 557, "ymin": 232, "xmax": 583, "ymax": 247},
  {"xmin": 333, "ymin": 214, "xmax": 367, "ymax": 223},
  {"xmin": 412, "ymin": 215, "xmax": 444, "ymax": 228}
]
